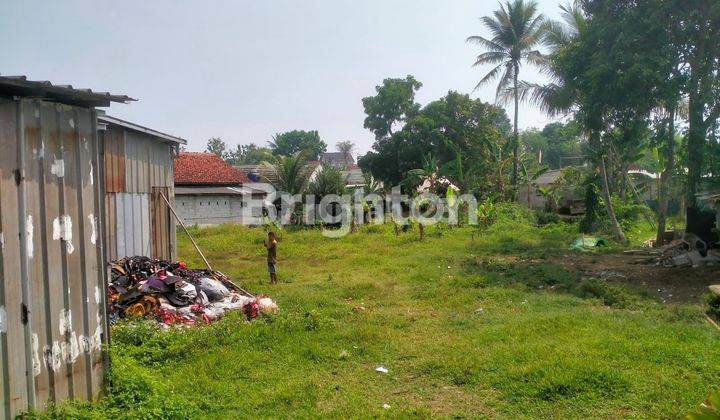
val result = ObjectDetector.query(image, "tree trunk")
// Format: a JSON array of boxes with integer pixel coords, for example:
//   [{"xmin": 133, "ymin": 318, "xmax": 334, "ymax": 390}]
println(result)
[
  {"xmin": 592, "ymin": 131, "xmax": 627, "ymax": 243},
  {"xmin": 512, "ymin": 64, "xmax": 519, "ymax": 192},
  {"xmin": 686, "ymin": 91, "xmax": 705, "ymax": 213},
  {"xmin": 656, "ymin": 105, "xmax": 676, "ymax": 247},
  {"xmin": 619, "ymin": 160, "xmax": 628, "ymax": 200}
]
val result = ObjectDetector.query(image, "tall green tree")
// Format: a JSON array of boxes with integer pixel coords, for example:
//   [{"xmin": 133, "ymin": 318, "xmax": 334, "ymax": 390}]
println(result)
[
  {"xmin": 521, "ymin": 121, "xmax": 584, "ymax": 169},
  {"xmin": 359, "ymin": 86, "xmax": 509, "ymax": 191},
  {"xmin": 228, "ymin": 143, "xmax": 274, "ymax": 165},
  {"xmin": 467, "ymin": 0, "xmax": 547, "ymax": 188},
  {"xmin": 205, "ymin": 137, "xmax": 228, "ymax": 159},
  {"xmin": 362, "ymin": 75, "xmax": 422, "ymax": 140},
  {"xmin": 361, "ymin": 76, "xmax": 423, "ymax": 183},
  {"xmin": 681, "ymin": 0, "xmax": 720, "ymax": 213},
  {"xmin": 269, "ymin": 130, "xmax": 327, "ymax": 160}
]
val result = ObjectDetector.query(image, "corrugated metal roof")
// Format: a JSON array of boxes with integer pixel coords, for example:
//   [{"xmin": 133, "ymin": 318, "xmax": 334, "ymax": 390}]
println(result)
[
  {"xmin": 342, "ymin": 167, "xmax": 365, "ymax": 186},
  {"xmin": 534, "ymin": 169, "xmax": 563, "ymax": 185},
  {"xmin": 698, "ymin": 190, "xmax": 720, "ymax": 203},
  {"xmin": 0, "ymin": 75, "xmax": 135, "ymax": 107},
  {"xmin": 98, "ymin": 114, "xmax": 186, "ymax": 144},
  {"xmin": 321, "ymin": 152, "xmax": 355, "ymax": 167}
]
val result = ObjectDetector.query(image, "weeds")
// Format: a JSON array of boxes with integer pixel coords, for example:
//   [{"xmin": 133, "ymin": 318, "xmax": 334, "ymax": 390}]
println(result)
[{"xmin": 35, "ymin": 224, "xmax": 720, "ymax": 418}]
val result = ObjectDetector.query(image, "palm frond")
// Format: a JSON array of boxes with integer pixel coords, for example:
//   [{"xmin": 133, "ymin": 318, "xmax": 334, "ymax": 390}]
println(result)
[
  {"xmin": 473, "ymin": 62, "xmax": 505, "ymax": 91},
  {"xmin": 473, "ymin": 51, "xmax": 509, "ymax": 66},
  {"xmin": 466, "ymin": 34, "xmax": 506, "ymax": 53},
  {"xmin": 479, "ymin": 16, "xmax": 508, "ymax": 43},
  {"xmin": 494, "ymin": 64, "xmax": 516, "ymax": 104}
]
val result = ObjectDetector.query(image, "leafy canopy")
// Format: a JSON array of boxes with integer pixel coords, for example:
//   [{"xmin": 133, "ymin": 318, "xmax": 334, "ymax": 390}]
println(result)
[{"xmin": 269, "ymin": 130, "xmax": 327, "ymax": 160}]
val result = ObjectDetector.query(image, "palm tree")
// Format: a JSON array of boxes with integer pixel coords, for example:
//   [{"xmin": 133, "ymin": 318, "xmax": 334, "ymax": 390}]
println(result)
[
  {"xmin": 261, "ymin": 152, "xmax": 311, "ymax": 195},
  {"xmin": 336, "ymin": 141, "xmax": 355, "ymax": 166},
  {"xmin": 309, "ymin": 166, "xmax": 347, "ymax": 197},
  {"xmin": 524, "ymin": 2, "xmax": 626, "ymax": 243},
  {"xmin": 513, "ymin": 1, "xmax": 584, "ymax": 116},
  {"xmin": 467, "ymin": 0, "xmax": 547, "ymax": 188}
]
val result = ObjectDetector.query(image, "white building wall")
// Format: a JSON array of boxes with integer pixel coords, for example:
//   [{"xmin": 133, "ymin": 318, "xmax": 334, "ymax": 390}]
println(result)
[{"xmin": 175, "ymin": 194, "xmax": 246, "ymax": 226}]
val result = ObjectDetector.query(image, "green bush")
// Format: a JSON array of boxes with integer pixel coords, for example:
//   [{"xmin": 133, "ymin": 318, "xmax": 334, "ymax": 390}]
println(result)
[
  {"xmin": 536, "ymin": 211, "xmax": 561, "ymax": 225},
  {"xmin": 494, "ymin": 202, "xmax": 537, "ymax": 225},
  {"xmin": 704, "ymin": 293, "xmax": 720, "ymax": 319},
  {"xmin": 574, "ymin": 278, "xmax": 642, "ymax": 309}
]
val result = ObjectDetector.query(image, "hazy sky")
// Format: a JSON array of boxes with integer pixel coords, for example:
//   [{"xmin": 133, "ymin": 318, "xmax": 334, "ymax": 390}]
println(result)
[{"xmin": 1, "ymin": 0, "xmax": 564, "ymax": 156}]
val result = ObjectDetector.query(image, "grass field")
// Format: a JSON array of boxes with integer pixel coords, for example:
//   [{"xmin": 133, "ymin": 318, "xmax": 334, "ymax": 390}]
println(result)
[{"xmin": 49, "ymin": 217, "xmax": 719, "ymax": 418}]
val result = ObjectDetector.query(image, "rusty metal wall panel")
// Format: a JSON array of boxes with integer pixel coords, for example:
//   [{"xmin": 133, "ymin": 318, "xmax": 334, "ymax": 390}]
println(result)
[
  {"xmin": 102, "ymin": 125, "xmax": 125, "ymax": 193},
  {"xmin": 113, "ymin": 192, "xmax": 151, "ymax": 259},
  {"xmin": 104, "ymin": 194, "xmax": 117, "ymax": 262},
  {"xmin": 124, "ymin": 131, "xmax": 173, "ymax": 193},
  {"xmin": 0, "ymin": 98, "xmax": 106, "ymax": 417},
  {"xmin": 58, "ymin": 105, "xmax": 91, "ymax": 401},
  {"xmin": 150, "ymin": 187, "xmax": 173, "ymax": 260},
  {"xmin": 75, "ymin": 110, "xmax": 104, "ymax": 398},
  {"xmin": 0, "ymin": 97, "xmax": 28, "ymax": 418},
  {"xmin": 38, "ymin": 103, "xmax": 71, "ymax": 403},
  {"xmin": 20, "ymin": 100, "xmax": 53, "ymax": 407},
  {"xmin": 103, "ymin": 125, "xmax": 176, "ymax": 261}
]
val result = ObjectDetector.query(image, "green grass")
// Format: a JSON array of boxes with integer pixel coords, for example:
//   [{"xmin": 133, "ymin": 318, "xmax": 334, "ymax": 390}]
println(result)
[{"xmin": 43, "ymin": 220, "xmax": 720, "ymax": 418}]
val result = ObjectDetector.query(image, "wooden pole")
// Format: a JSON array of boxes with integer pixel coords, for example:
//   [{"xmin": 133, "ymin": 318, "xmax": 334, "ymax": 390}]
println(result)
[
  {"xmin": 159, "ymin": 191, "xmax": 255, "ymax": 298},
  {"xmin": 159, "ymin": 191, "xmax": 213, "ymax": 271}
]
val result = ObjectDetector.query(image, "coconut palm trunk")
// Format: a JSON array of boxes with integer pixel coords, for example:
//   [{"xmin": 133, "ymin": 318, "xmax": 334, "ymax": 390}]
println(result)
[
  {"xmin": 591, "ymin": 131, "xmax": 626, "ymax": 243},
  {"xmin": 513, "ymin": 63, "xmax": 520, "ymax": 188}
]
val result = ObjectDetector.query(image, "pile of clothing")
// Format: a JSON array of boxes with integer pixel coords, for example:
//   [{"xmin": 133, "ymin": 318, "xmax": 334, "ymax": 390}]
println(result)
[{"xmin": 108, "ymin": 256, "xmax": 278, "ymax": 328}]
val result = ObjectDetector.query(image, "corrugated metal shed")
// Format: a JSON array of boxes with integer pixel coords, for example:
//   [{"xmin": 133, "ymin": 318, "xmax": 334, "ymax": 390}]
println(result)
[
  {"xmin": 99, "ymin": 115, "xmax": 184, "ymax": 262},
  {"xmin": 0, "ymin": 76, "xmax": 181, "ymax": 417},
  {"xmin": 0, "ymin": 96, "xmax": 111, "ymax": 417}
]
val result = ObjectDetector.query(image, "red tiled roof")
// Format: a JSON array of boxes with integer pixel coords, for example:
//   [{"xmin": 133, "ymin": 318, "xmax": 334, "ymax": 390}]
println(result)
[{"xmin": 174, "ymin": 152, "xmax": 248, "ymax": 185}]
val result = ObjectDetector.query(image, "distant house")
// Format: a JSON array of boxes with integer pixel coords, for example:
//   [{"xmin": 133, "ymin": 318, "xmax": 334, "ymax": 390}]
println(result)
[
  {"xmin": 321, "ymin": 152, "xmax": 354, "ymax": 169},
  {"xmin": 517, "ymin": 169, "xmax": 583, "ymax": 213},
  {"xmin": 318, "ymin": 152, "xmax": 368, "ymax": 188},
  {"xmin": 343, "ymin": 165, "xmax": 366, "ymax": 188},
  {"xmin": 235, "ymin": 160, "xmax": 324, "ymax": 186},
  {"xmin": 174, "ymin": 152, "xmax": 256, "ymax": 226}
]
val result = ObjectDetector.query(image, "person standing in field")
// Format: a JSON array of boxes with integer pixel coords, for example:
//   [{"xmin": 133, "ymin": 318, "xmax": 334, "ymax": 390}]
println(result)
[{"xmin": 265, "ymin": 231, "xmax": 278, "ymax": 284}]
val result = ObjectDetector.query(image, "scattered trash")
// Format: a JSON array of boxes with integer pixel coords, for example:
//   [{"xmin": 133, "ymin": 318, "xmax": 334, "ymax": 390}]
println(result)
[
  {"xmin": 570, "ymin": 236, "xmax": 607, "ymax": 251},
  {"xmin": 339, "ymin": 349, "xmax": 349, "ymax": 359},
  {"xmin": 108, "ymin": 256, "xmax": 278, "ymax": 329},
  {"xmin": 656, "ymin": 236, "xmax": 720, "ymax": 268},
  {"xmin": 375, "ymin": 366, "xmax": 388, "ymax": 374},
  {"xmin": 474, "ymin": 308, "xmax": 484, "ymax": 314},
  {"xmin": 598, "ymin": 270, "xmax": 626, "ymax": 280},
  {"xmin": 382, "ymin": 403, "xmax": 391, "ymax": 409}
]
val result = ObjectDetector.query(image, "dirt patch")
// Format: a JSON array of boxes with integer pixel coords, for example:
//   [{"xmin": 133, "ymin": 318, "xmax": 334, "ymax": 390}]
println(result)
[{"xmin": 551, "ymin": 252, "xmax": 720, "ymax": 304}]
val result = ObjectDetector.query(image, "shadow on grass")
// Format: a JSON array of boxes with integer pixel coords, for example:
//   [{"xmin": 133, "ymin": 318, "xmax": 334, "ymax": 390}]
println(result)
[{"xmin": 459, "ymin": 256, "xmax": 655, "ymax": 309}]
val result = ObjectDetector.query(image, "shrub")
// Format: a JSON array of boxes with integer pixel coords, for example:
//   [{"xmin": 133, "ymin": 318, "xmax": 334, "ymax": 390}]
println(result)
[
  {"xmin": 536, "ymin": 211, "xmax": 561, "ymax": 225},
  {"xmin": 704, "ymin": 293, "xmax": 720, "ymax": 319}
]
